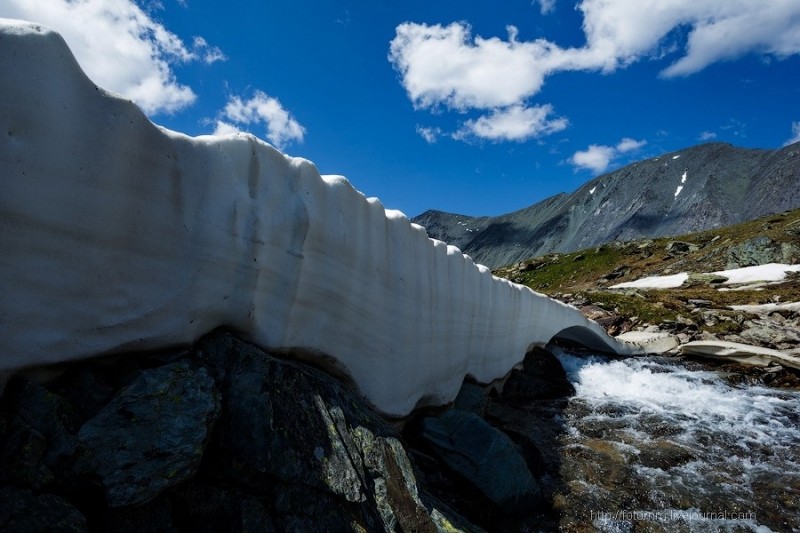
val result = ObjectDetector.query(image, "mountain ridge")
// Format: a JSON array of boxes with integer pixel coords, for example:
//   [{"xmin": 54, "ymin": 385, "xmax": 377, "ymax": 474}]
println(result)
[{"xmin": 413, "ymin": 141, "xmax": 800, "ymax": 268}]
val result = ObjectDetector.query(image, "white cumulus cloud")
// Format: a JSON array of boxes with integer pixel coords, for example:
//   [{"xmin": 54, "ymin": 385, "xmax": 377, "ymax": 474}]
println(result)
[
  {"xmin": 0, "ymin": 0, "xmax": 224, "ymax": 115},
  {"xmin": 570, "ymin": 137, "xmax": 646, "ymax": 174},
  {"xmin": 389, "ymin": 1, "xmax": 800, "ymax": 142},
  {"xmin": 616, "ymin": 137, "xmax": 647, "ymax": 153},
  {"xmin": 389, "ymin": 23, "xmax": 553, "ymax": 111},
  {"xmin": 192, "ymin": 36, "xmax": 226, "ymax": 64},
  {"xmin": 457, "ymin": 104, "xmax": 567, "ymax": 142},
  {"xmin": 699, "ymin": 131, "xmax": 717, "ymax": 141},
  {"xmin": 416, "ymin": 125, "xmax": 442, "ymax": 144},
  {"xmin": 570, "ymin": 145, "xmax": 617, "ymax": 174},
  {"xmin": 535, "ymin": 0, "xmax": 556, "ymax": 15},
  {"xmin": 214, "ymin": 91, "xmax": 305, "ymax": 150},
  {"xmin": 785, "ymin": 121, "xmax": 800, "ymax": 147}
]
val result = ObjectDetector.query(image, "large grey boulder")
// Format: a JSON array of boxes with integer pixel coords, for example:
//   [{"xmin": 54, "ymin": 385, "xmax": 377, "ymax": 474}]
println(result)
[
  {"xmin": 197, "ymin": 332, "xmax": 469, "ymax": 532},
  {"xmin": 502, "ymin": 348, "xmax": 576, "ymax": 402},
  {"xmin": 453, "ymin": 382, "xmax": 489, "ymax": 416},
  {"xmin": 726, "ymin": 236, "xmax": 800, "ymax": 269},
  {"xmin": 77, "ymin": 362, "xmax": 220, "ymax": 507},
  {"xmin": 0, "ymin": 331, "xmax": 478, "ymax": 531},
  {"xmin": 738, "ymin": 320, "xmax": 800, "ymax": 349},
  {"xmin": 419, "ymin": 410, "xmax": 541, "ymax": 515}
]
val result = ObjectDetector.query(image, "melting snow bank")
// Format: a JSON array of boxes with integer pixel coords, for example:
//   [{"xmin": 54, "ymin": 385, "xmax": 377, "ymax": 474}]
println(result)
[
  {"xmin": 0, "ymin": 20, "xmax": 632, "ymax": 417},
  {"xmin": 610, "ymin": 263, "xmax": 800, "ymax": 289},
  {"xmin": 554, "ymin": 347, "xmax": 800, "ymax": 531},
  {"xmin": 730, "ymin": 301, "xmax": 800, "ymax": 315},
  {"xmin": 610, "ymin": 273, "xmax": 689, "ymax": 289},
  {"xmin": 680, "ymin": 341, "xmax": 800, "ymax": 371}
]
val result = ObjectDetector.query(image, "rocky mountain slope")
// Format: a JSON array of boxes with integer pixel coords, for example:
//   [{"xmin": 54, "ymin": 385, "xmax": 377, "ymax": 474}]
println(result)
[
  {"xmin": 414, "ymin": 142, "xmax": 800, "ymax": 268},
  {"xmin": 493, "ymin": 207, "xmax": 800, "ymax": 367}
]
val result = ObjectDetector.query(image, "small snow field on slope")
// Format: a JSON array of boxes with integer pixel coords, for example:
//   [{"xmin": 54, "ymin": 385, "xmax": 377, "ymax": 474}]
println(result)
[
  {"xmin": 609, "ymin": 263, "xmax": 800, "ymax": 290},
  {"xmin": 494, "ymin": 208, "xmax": 800, "ymax": 340}
]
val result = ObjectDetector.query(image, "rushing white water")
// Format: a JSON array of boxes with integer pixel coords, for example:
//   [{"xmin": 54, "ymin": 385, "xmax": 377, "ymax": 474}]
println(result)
[{"xmin": 554, "ymin": 349, "xmax": 800, "ymax": 532}]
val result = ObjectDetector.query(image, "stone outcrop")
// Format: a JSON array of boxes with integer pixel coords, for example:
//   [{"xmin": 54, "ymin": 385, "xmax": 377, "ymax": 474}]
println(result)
[
  {"xmin": 1, "ymin": 330, "xmax": 601, "ymax": 531},
  {"xmin": 76, "ymin": 362, "xmax": 220, "ymax": 508},
  {"xmin": 419, "ymin": 411, "xmax": 542, "ymax": 515},
  {"xmin": 0, "ymin": 331, "xmax": 479, "ymax": 531},
  {"xmin": 726, "ymin": 236, "xmax": 800, "ymax": 269}
]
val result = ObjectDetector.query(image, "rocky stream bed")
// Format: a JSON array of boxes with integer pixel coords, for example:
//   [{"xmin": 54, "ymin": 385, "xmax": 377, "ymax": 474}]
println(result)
[{"xmin": 1, "ymin": 330, "xmax": 799, "ymax": 532}]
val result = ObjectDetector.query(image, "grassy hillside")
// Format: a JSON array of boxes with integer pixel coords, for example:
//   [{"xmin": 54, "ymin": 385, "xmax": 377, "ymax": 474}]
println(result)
[{"xmin": 493, "ymin": 208, "xmax": 800, "ymax": 332}]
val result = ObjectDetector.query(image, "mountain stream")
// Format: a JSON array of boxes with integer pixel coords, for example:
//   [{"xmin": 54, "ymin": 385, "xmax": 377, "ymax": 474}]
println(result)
[{"xmin": 551, "ymin": 348, "xmax": 800, "ymax": 532}]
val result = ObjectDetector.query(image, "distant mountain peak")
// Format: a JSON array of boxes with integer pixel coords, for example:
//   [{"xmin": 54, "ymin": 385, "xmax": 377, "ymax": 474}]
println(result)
[{"xmin": 413, "ymin": 142, "xmax": 800, "ymax": 268}]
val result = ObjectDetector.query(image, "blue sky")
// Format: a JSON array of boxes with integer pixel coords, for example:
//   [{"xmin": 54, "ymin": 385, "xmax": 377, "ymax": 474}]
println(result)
[{"xmin": 2, "ymin": 0, "xmax": 800, "ymax": 217}]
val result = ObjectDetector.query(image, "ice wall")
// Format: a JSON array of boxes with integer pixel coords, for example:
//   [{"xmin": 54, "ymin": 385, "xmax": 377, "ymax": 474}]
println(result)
[{"xmin": 0, "ymin": 20, "xmax": 634, "ymax": 416}]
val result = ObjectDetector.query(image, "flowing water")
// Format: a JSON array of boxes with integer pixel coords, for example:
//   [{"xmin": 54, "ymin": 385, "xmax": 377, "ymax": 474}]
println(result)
[{"xmin": 552, "ymin": 349, "xmax": 800, "ymax": 532}]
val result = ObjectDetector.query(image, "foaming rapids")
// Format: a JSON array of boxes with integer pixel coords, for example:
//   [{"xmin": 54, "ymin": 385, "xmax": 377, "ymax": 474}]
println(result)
[{"xmin": 553, "ymin": 348, "xmax": 800, "ymax": 532}]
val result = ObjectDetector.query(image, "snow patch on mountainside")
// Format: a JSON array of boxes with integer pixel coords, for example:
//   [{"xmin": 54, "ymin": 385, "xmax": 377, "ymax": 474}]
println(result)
[{"xmin": 610, "ymin": 263, "xmax": 800, "ymax": 290}]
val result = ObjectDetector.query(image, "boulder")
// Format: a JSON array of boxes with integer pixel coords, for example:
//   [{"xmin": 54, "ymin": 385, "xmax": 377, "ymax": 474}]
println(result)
[
  {"xmin": 685, "ymin": 272, "xmax": 729, "ymax": 286},
  {"xmin": 726, "ymin": 236, "xmax": 800, "ymax": 269},
  {"xmin": 602, "ymin": 265, "xmax": 630, "ymax": 281},
  {"xmin": 77, "ymin": 362, "xmax": 220, "ymax": 507},
  {"xmin": 666, "ymin": 241, "xmax": 699, "ymax": 256},
  {"xmin": 419, "ymin": 410, "xmax": 541, "ymax": 515},
  {"xmin": 500, "ymin": 347, "xmax": 576, "ymax": 403},
  {"xmin": 453, "ymin": 382, "xmax": 489, "ymax": 416},
  {"xmin": 485, "ymin": 402, "xmax": 564, "ymax": 474},
  {"xmin": 738, "ymin": 320, "xmax": 800, "ymax": 348},
  {"xmin": 0, "ymin": 377, "xmax": 78, "ymax": 490},
  {"xmin": 2, "ymin": 378, "xmax": 77, "ymax": 471},
  {"xmin": 198, "ymin": 332, "xmax": 459, "ymax": 532},
  {"xmin": 522, "ymin": 347, "xmax": 571, "ymax": 381},
  {"xmin": 502, "ymin": 369, "xmax": 575, "ymax": 402},
  {"xmin": 0, "ymin": 331, "xmax": 477, "ymax": 531},
  {"xmin": 636, "ymin": 440, "xmax": 696, "ymax": 470}
]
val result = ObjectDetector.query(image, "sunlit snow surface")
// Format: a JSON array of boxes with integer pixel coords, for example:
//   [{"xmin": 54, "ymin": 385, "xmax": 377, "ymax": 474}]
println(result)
[
  {"xmin": 0, "ymin": 19, "xmax": 632, "ymax": 416},
  {"xmin": 718, "ymin": 263, "xmax": 800, "ymax": 284},
  {"xmin": 610, "ymin": 264, "xmax": 800, "ymax": 289},
  {"xmin": 610, "ymin": 273, "xmax": 690, "ymax": 289},
  {"xmin": 555, "ymin": 348, "xmax": 800, "ymax": 531}
]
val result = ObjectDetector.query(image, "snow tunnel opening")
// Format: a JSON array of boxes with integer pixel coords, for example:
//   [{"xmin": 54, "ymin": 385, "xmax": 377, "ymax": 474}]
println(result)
[{"xmin": 547, "ymin": 325, "xmax": 620, "ymax": 356}]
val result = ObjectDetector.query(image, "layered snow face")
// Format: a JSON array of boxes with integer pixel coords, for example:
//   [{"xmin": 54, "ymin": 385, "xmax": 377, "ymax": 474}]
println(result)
[{"xmin": 0, "ymin": 20, "xmax": 631, "ymax": 416}]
